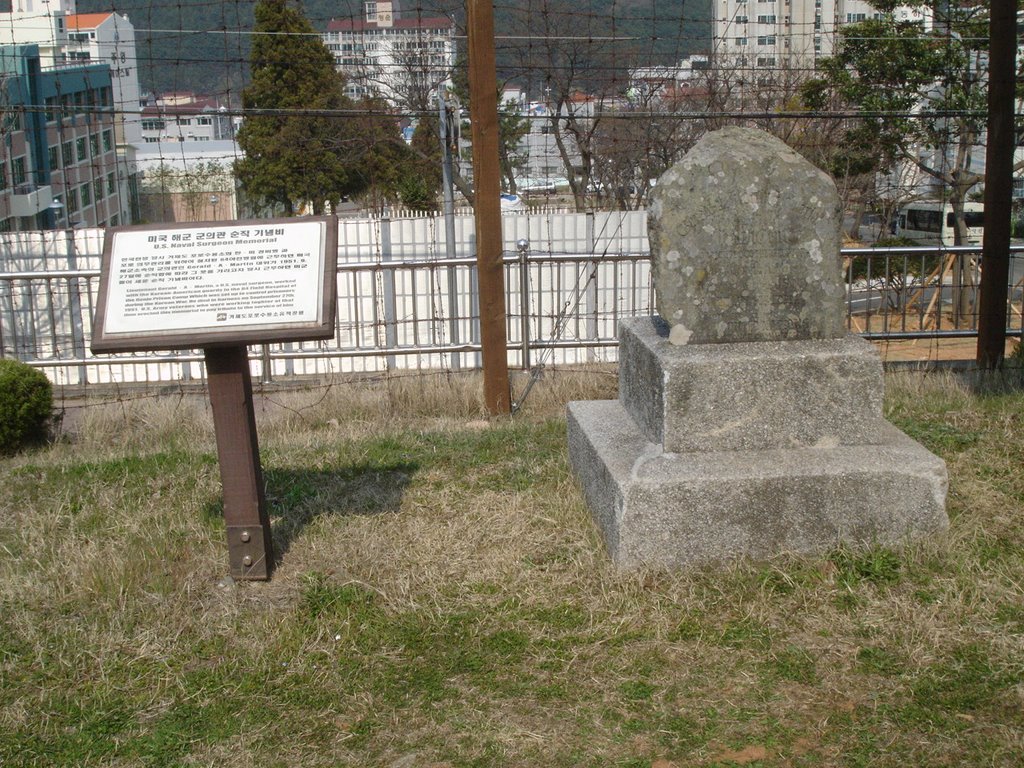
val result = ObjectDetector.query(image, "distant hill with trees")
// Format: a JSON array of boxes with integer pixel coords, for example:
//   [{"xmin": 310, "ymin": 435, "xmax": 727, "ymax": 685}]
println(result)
[{"xmin": 76, "ymin": 0, "xmax": 709, "ymax": 100}]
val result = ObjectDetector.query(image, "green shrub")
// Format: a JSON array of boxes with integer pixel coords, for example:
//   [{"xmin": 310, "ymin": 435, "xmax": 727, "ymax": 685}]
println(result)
[{"xmin": 0, "ymin": 358, "xmax": 53, "ymax": 454}]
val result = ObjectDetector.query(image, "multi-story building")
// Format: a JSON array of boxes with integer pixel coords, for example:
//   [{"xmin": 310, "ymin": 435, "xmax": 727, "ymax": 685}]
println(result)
[
  {"xmin": 64, "ymin": 11, "xmax": 142, "ymax": 148},
  {"xmin": 628, "ymin": 55, "xmax": 711, "ymax": 102},
  {"xmin": 140, "ymin": 93, "xmax": 233, "ymax": 144},
  {"xmin": 0, "ymin": 0, "xmax": 141, "ymax": 226},
  {"xmin": 323, "ymin": 1, "xmax": 455, "ymax": 109},
  {"xmin": 712, "ymin": 0, "xmax": 931, "ymax": 77},
  {"xmin": 0, "ymin": 44, "xmax": 129, "ymax": 230},
  {"xmin": 0, "ymin": 0, "xmax": 68, "ymax": 64}
]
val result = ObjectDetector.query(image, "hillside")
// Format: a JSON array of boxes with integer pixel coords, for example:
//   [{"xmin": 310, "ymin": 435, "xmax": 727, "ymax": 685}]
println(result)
[{"xmin": 76, "ymin": 0, "xmax": 710, "ymax": 100}]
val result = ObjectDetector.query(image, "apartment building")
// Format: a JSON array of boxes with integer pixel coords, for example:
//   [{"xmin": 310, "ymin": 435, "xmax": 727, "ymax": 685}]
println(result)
[
  {"xmin": 712, "ymin": 0, "xmax": 931, "ymax": 74},
  {"xmin": 0, "ymin": 0, "xmax": 141, "ymax": 226},
  {"xmin": 323, "ymin": 1, "xmax": 455, "ymax": 108},
  {"xmin": 0, "ymin": 44, "xmax": 130, "ymax": 230}
]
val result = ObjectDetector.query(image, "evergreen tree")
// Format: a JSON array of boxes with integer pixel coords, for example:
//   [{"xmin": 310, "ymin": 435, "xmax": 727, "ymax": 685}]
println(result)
[
  {"xmin": 400, "ymin": 112, "xmax": 443, "ymax": 210},
  {"xmin": 235, "ymin": 0, "xmax": 357, "ymax": 215},
  {"xmin": 451, "ymin": 56, "xmax": 530, "ymax": 195}
]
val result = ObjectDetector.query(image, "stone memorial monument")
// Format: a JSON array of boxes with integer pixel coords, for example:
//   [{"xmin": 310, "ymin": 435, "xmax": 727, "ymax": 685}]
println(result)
[{"xmin": 567, "ymin": 127, "xmax": 948, "ymax": 569}]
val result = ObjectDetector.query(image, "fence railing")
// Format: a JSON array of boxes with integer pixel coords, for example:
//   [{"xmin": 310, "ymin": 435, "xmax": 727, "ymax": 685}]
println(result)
[{"xmin": 2, "ymin": 229, "xmax": 1022, "ymax": 389}]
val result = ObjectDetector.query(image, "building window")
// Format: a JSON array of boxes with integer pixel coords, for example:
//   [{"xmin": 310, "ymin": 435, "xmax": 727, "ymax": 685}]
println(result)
[
  {"xmin": 0, "ymin": 218, "xmax": 11, "ymax": 232},
  {"xmin": 735, "ymin": 37, "xmax": 748, "ymax": 45},
  {"xmin": 102, "ymin": 130, "xmax": 113, "ymax": 152},
  {"xmin": 197, "ymin": 117, "xmax": 211, "ymax": 126},
  {"xmin": 109, "ymin": 214, "xmax": 118, "ymax": 227},
  {"xmin": 12, "ymin": 157, "xmax": 26, "ymax": 186},
  {"xmin": 44, "ymin": 96, "xmax": 58, "ymax": 122},
  {"xmin": 67, "ymin": 187, "xmax": 78, "ymax": 214},
  {"xmin": 756, "ymin": 56, "xmax": 776, "ymax": 67},
  {"xmin": 76, "ymin": 137, "xmax": 88, "ymax": 161},
  {"xmin": 757, "ymin": 35, "xmax": 776, "ymax": 45},
  {"xmin": 0, "ymin": 164, "xmax": 6, "ymax": 190},
  {"xmin": 736, "ymin": 15, "xmax": 748, "ymax": 23},
  {"xmin": 756, "ymin": 14, "xmax": 776, "ymax": 23},
  {"xmin": 94, "ymin": 178, "xmax": 104, "ymax": 202},
  {"xmin": 846, "ymin": 13, "xmax": 866, "ymax": 22},
  {"xmin": 80, "ymin": 183, "xmax": 91, "ymax": 207},
  {"xmin": 61, "ymin": 141, "xmax": 73, "ymax": 166},
  {"xmin": 107, "ymin": 172, "xmax": 116, "ymax": 194},
  {"xmin": 141, "ymin": 119, "xmax": 165, "ymax": 131},
  {"xmin": 48, "ymin": 145, "xmax": 59, "ymax": 170},
  {"xmin": 90, "ymin": 134, "xmax": 100, "ymax": 157}
]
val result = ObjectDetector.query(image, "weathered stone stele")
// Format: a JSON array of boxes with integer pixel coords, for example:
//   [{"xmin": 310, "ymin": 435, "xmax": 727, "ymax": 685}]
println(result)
[
  {"xmin": 649, "ymin": 126, "xmax": 845, "ymax": 344},
  {"xmin": 567, "ymin": 126, "xmax": 949, "ymax": 570}
]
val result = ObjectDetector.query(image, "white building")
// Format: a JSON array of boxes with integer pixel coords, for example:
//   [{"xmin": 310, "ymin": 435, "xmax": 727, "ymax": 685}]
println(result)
[
  {"xmin": 323, "ymin": 1, "xmax": 455, "ymax": 109},
  {"xmin": 140, "ymin": 93, "xmax": 233, "ymax": 144},
  {"xmin": 0, "ymin": 0, "xmax": 69, "ymax": 64},
  {"xmin": 64, "ymin": 11, "xmax": 142, "ymax": 149},
  {"xmin": 712, "ymin": 0, "xmax": 931, "ymax": 75},
  {"xmin": 629, "ymin": 55, "xmax": 711, "ymax": 101}
]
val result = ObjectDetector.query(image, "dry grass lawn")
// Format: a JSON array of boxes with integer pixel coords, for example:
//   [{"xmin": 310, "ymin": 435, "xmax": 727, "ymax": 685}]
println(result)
[{"xmin": 1, "ymin": 367, "xmax": 1023, "ymax": 767}]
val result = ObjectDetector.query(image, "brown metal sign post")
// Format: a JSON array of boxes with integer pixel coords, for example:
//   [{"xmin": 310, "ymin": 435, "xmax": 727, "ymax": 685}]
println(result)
[
  {"xmin": 205, "ymin": 345, "xmax": 275, "ymax": 579},
  {"xmin": 92, "ymin": 217, "xmax": 338, "ymax": 580}
]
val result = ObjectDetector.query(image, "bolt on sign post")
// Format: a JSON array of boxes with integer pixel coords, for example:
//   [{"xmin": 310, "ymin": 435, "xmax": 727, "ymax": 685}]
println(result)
[{"xmin": 92, "ymin": 217, "xmax": 339, "ymax": 580}]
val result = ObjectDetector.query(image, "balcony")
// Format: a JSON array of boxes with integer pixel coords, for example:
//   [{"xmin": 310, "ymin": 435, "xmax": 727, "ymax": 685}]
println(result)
[{"xmin": 9, "ymin": 184, "xmax": 54, "ymax": 217}]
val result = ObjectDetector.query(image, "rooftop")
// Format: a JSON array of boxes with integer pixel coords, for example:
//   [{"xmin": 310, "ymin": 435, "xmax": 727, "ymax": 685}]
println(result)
[
  {"xmin": 66, "ymin": 13, "xmax": 114, "ymax": 30},
  {"xmin": 326, "ymin": 16, "xmax": 453, "ymax": 32}
]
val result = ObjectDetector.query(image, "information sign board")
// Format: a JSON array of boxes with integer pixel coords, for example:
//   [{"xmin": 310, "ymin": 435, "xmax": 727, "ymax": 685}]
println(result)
[{"xmin": 92, "ymin": 217, "xmax": 337, "ymax": 352}]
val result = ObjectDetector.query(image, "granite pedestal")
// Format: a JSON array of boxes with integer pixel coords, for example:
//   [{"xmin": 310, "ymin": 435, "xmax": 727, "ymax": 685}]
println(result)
[{"xmin": 567, "ymin": 320, "xmax": 948, "ymax": 569}]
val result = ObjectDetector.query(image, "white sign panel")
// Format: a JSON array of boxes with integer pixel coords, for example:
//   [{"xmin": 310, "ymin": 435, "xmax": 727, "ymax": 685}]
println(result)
[
  {"xmin": 92, "ymin": 217, "xmax": 337, "ymax": 353},
  {"xmin": 103, "ymin": 222, "xmax": 324, "ymax": 334}
]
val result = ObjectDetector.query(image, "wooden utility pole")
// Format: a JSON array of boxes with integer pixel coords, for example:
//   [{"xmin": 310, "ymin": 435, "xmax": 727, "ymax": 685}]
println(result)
[
  {"xmin": 466, "ymin": 0, "xmax": 511, "ymax": 414},
  {"xmin": 976, "ymin": 0, "xmax": 1016, "ymax": 368}
]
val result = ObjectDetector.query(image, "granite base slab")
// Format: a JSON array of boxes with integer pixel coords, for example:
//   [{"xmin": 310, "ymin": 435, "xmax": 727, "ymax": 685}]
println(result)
[{"xmin": 567, "ymin": 399, "xmax": 949, "ymax": 570}]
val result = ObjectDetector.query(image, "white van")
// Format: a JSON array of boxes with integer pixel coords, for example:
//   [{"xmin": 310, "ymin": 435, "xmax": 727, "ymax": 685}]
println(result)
[{"xmin": 896, "ymin": 202, "xmax": 984, "ymax": 246}]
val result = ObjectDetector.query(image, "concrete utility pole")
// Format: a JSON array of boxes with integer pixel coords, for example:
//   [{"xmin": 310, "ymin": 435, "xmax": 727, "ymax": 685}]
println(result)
[
  {"xmin": 976, "ymin": 0, "xmax": 1016, "ymax": 368},
  {"xmin": 466, "ymin": 0, "xmax": 511, "ymax": 414}
]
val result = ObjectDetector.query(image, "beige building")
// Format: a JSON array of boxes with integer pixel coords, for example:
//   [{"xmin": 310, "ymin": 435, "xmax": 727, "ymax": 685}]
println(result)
[
  {"xmin": 712, "ymin": 0, "xmax": 931, "ymax": 74},
  {"xmin": 323, "ymin": 1, "xmax": 456, "ymax": 109}
]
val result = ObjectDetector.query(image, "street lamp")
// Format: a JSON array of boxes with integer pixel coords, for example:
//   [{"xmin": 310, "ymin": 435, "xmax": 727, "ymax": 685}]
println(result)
[
  {"xmin": 48, "ymin": 198, "xmax": 64, "ymax": 229},
  {"xmin": 210, "ymin": 194, "xmax": 220, "ymax": 221}
]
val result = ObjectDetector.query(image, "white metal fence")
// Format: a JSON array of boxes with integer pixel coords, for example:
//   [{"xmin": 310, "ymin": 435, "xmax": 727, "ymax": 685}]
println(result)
[
  {"xmin": 0, "ymin": 211, "xmax": 651, "ymax": 387},
  {"xmin": 3, "ymin": 213, "xmax": 1023, "ymax": 390}
]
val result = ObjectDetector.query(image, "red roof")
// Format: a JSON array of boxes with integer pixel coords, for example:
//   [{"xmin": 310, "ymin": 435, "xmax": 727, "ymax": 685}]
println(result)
[
  {"xmin": 327, "ymin": 16, "xmax": 453, "ymax": 32},
  {"xmin": 66, "ymin": 13, "xmax": 114, "ymax": 30}
]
